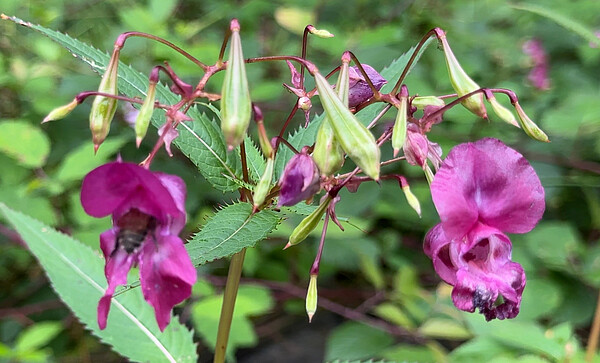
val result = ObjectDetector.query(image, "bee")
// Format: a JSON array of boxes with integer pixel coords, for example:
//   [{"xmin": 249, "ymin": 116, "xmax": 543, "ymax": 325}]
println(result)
[{"xmin": 115, "ymin": 208, "xmax": 156, "ymax": 253}]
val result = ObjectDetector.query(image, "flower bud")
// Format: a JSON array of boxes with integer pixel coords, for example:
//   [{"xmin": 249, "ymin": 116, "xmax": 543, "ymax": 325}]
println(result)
[
  {"xmin": 278, "ymin": 151, "xmax": 320, "ymax": 207},
  {"xmin": 439, "ymin": 31, "xmax": 487, "ymax": 119},
  {"xmin": 487, "ymin": 95, "xmax": 518, "ymax": 128},
  {"xmin": 312, "ymin": 121, "xmax": 344, "ymax": 177},
  {"xmin": 392, "ymin": 85, "xmax": 409, "ymax": 157},
  {"xmin": 308, "ymin": 26, "xmax": 334, "ymax": 38},
  {"xmin": 42, "ymin": 98, "xmax": 79, "ymax": 123},
  {"xmin": 398, "ymin": 176, "xmax": 421, "ymax": 217},
  {"xmin": 286, "ymin": 196, "xmax": 332, "ymax": 248},
  {"xmin": 135, "ymin": 80, "xmax": 157, "ymax": 147},
  {"xmin": 253, "ymin": 156, "xmax": 275, "ymax": 209},
  {"xmin": 411, "ymin": 96, "xmax": 445, "ymax": 109},
  {"xmin": 314, "ymin": 71, "xmax": 380, "ymax": 180},
  {"xmin": 221, "ymin": 19, "xmax": 252, "ymax": 151},
  {"xmin": 514, "ymin": 102, "xmax": 549, "ymax": 142},
  {"xmin": 403, "ymin": 124, "xmax": 429, "ymax": 169},
  {"xmin": 348, "ymin": 65, "xmax": 387, "ymax": 108},
  {"xmin": 305, "ymin": 274, "xmax": 318, "ymax": 322},
  {"xmin": 298, "ymin": 96, "xmax": 311, "ymax": 111},
  {"xmin": 90, "ymin": 47, "xmax": 120, "ymax": 152}
]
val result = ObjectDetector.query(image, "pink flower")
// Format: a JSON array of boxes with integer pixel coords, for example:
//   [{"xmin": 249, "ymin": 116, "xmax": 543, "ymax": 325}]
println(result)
[
  {"xmin": 278, "ymin": 152, "xmax": 321, "ymax": 207},
  {"xmin": 348, "ymin": 65, "xmax": 387, "ymax": 108},
  {"xmin": 81, "ymin": 161, "xmax": 196, "ymax": 331},
  {"xmin": 522, "ymin": 39, "xmax": 550, "ymax": 90},
  {"xmin": 424, "ymin": 138, "xmax": 544, "ymax": 320}
]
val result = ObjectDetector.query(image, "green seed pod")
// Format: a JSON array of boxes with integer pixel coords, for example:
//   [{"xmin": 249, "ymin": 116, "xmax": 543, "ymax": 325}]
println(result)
[
  {"xmin": 253, "ymin": 156, "xmax": 275, "ymax": 209},
  {"xmin": 487, "ymin": 95, "xmax": 518, "ymax": 128},
  {"xmin": 305, "ymin": 274, "xmax": 318, "ymax": 322},
  {"xmin": 439, "ymin": 32, "xmax": 487, "ymax": 119},
  {"xmin": 411, "ymin": 96, "xmax": 445, "ymax": 109},
  {"xmin": 514, "ymin": 102, "xmax": 549, "ymax": 142},
  {"xmin": 42, "ymin": 98, "xmax": 79, "ymax": 123},
  {"xmin": 90, "ymin": 47, "xmax": 120, "ymax": 152},
  {"xmin": 314, "ymin": 71, "xmax": 380, "ymax": 180},
  {"xmin": 221, "ymin": 20, "xmax": 252, "ymax": 151},
  {"xmin": 134, "ymin": 80, "xmax": 157, "ymax": 147},
  {"xmin": 312, "ymin": 121, "xmax": 344, "ymax": 177},
  {"xmin": 392, "ymin": 86, "xmax": 409, "ymax": 157},
  {"xmin": 286, "ymin": 196, "xmax": 332, "ymax": 248},
  {"xmin": 402, "ymin": 184, "xmax": 421, "ymax": 217}
]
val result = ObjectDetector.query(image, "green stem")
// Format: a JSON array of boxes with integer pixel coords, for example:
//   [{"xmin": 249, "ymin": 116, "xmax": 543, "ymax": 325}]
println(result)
[
  {"xmin": 586, "ymin": 289, "xmax": 600, "ymax": 362},
  {"xmin": 213, "ymin": 249, "xmax": 247, "ymax": 363}
]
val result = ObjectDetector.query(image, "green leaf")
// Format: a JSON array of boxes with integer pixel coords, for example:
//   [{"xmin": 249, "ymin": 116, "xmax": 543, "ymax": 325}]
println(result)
[
  {"xmin": 14, "ymin": 321, "xmax": 62, "ymax": 352},
  {"xmin": 523, "ymin": 222, "xmax": 583, "ymax": 272},
  {"xmin": 518, "ymin": 278, "xmax": 563, "ymax": 320},
  {"xmin": 186, "ymin": 202, "xmax": 280, "ymax": 265},
  {"xmin": 273, "ymin": 38, "xmax": 433, "ymax": 179},
  {"xmin": 0, "ymin": 204, "xmax": 197, "ymax": 363},
  {"xmin": 3, "ymin": 15, "xmax": 240, "ymax": 192},
  {"xmin": 325, "ymin": 322, "xmax": 394, "ymax": 361},
  {"xmin": 511, "ymin": 3, "xmax": 600, "ymax": 47},
  {"xmin": 242, "ymin": 136, "xmax": 266, "ymax": 183},
  {"xmin": 418, "ymin": 318, "xmax": 472, "ymax": 340},
  {"xmin": 0, "ymin": 120, "xmax": 50, "ymax": 168}
]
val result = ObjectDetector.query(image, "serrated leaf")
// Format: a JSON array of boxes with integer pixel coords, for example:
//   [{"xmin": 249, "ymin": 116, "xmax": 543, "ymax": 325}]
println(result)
[
  {"xmin": 274, "ymin": 38, "xmax": 433, "ymax": 179},
  {"xmin": 0, "ymin": 120, "xmax": 50, "ymax": 168},
  {"xmin": 242, "ymin": 136, "xmax": 267, "ymax": 182},
  {"xmin": 3, "ymin": 15, "xmax": 241, "ymax": 192},
  {"xmin": 0, "ymin": 203, "xmax": 197, "ymax": 363},
  {"xmin": 186, "ymin": 202, "xmax": 280, "ymax": 265}
]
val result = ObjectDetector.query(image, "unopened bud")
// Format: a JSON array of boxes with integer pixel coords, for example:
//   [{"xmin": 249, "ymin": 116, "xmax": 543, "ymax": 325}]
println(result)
[
  {"xmin": 308, "ymin": 26, "xmax": 334, "ymax": 38},
  {"xmin": 314, "ymin": 71, "xmax": 380, "ymax": 180},
  {"xmin": 43, "ymin": 98, "xmax": 79, "ymax": 123},
  {"xmin": 403, "ymin": 124, "xmax": 429, "ymax": 169},
  {"xmin": 135, "ymin": 81, "xmax": 157, "ymax": 147},
  {"xmin": 305, "ymin": 274, "xmax": 318, "ymax": 322},
  {"xmin": 487, "ymin": 95, "xmax": 518, "ymax": 128},
  {"xmin": 514, "ymin": 102, "xmax": 549, "ymax": 142},
  {"xmin": 253, "ymin": 156, "xmax": 275, "ymax": 208},
  {"xmin": 392, "ymin": 85, "xmax": 409, "ymax": 157},
  {"xmin": 221, "ymin": 20, "xmax": 252, "ymax": 151},
  {"xmin": 90, "ymin": 47, "xmax": 120, "ymax": 152},
  {"xmin": 439, "ymin": 31, "xmax": 487, "ymax": 119},
  {"xmin": 278, "ymin": 151, "xmax": 320, "ymax": 207},
  {"xmin": 398, "ymin": 177, "xmax": 421, "ymax": 217},
  {"xmin": 286, "ymin": 196, "xmax": 332, "ymax": 248},
  {"xmin": 411, "ymin": 96, "xmax": 445, "ymax": 109},
  {"xmin": 298, "ymin": 96, "xmax": 312, "ymax": 111}
]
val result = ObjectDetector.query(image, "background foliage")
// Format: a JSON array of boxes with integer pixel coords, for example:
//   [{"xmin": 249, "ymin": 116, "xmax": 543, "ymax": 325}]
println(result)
[{"xmin": 0, "ymin": 0, "xmax": 598, "ymax": 362}]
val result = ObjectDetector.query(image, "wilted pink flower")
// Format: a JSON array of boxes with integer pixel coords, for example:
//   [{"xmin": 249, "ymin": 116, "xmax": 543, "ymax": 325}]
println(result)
[
  {"xmin": 278, "ymin": 151, "xmax": 321, "ymax": 207},
  {"xmin": 81, "ymin": 161, "xmax": 196, "ymax": 331},
  {"xmin": 522, "ymin": 39, "xmax": 550, "ymax": 90},
  {"xmin": 348, "ymin": 65, "xmax": 387, "ymax": 108},
  {"xmin": 424, "ymin": 138, "xmax": 544, "ymax": 320}
]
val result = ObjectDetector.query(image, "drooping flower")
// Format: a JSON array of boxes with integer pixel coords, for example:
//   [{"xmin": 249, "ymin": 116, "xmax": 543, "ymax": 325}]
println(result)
[
  {"xmin": 424, "ymin": 138, "xmax": 544, "ymax": 320},
  {"xmin": 347, "ymin": 65, "xmax": 387, "ymax": 108},
  {"xmin": 81, "ymin": 161, "xmax": 197, "ymax": 331},
  {"xmin": 278, "ymin": 150, "xmax": 321, "ymax": 207},
  {"xmin": 522, "ymin": 39, "xmax": 550, "ymax": 91}
]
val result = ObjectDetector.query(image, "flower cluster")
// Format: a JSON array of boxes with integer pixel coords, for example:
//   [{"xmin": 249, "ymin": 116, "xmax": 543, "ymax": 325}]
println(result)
[
  {"xmin": 81, "ymin": 161, "xmax": 196, "ymax": 331},
  {"xmin": 424, "ymin": 138, "xmax": 545, "ymax": 320}
]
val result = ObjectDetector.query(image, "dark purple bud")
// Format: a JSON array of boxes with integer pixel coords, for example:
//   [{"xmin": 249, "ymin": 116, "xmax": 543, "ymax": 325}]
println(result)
[
  {"xmin": 347, "ymin": 65, "xmax": 387, "ymax": 108},
  {"xmin": 278, "ymin": 152, "xmax": 321, "ymax": 207}
]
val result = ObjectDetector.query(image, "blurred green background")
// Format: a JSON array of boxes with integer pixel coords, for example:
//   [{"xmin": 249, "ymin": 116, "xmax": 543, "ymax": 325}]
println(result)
[{"xmin": 0, "ymin": 0, "xmax": 599, "ymax": 362}]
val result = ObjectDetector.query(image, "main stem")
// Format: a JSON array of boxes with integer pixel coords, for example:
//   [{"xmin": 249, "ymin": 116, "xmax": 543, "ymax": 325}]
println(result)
[
  {"xmin": 213, "ymin": 250, "xmax": 247, "ymax": 363},
  {"xmin": 586, "ymin": 289, "xmax": 600, "ymax": 362}
]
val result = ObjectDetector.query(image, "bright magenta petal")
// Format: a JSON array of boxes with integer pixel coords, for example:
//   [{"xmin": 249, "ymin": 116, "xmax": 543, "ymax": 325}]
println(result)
[
  {"xmin": 139, "ymin": 235, "xmax": 197, "ymax": 331},
  {"xmin": 97, "ymin": 249, "xmax": 136, "ymax": 330}
]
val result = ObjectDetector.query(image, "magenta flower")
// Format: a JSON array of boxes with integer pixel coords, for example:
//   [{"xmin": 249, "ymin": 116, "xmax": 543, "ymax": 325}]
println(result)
[
  {"xmin": 81, "ymin": 161, "xmax": 197, "ymax": 331},
  {"xmin": 278, "ymin": 152, "xmax": 321, "ymax": 207},
  {"xmin": 348, "ymin": 65, "xmax": 387, "ymax": 108},
  {"xmin": 522, "ymin": 39, "xmax": 550, "ymax": 90},
  {"xmin": 424, "ymin": 138, "xmax": 544, "ymax": 320}
]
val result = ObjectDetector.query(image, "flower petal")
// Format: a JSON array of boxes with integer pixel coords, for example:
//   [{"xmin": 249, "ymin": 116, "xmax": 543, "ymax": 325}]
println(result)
[
  {"xmin": 431, "ymin": 138, "xmax": 544, "ymax": 239},
  {"xmin": 139, "ymin": 235, "xmax": 197, "ymax": 331},
  {"xmin": 424, "ymin": 223, "xmax": 457, "ymax": 285},
  {"xmin": 97, "ymin": 248, "xmax": 136, "ymax": 329},
  {"xmin": 81, "ymin": 162, "xmax": 183, "ymax": 225}
]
